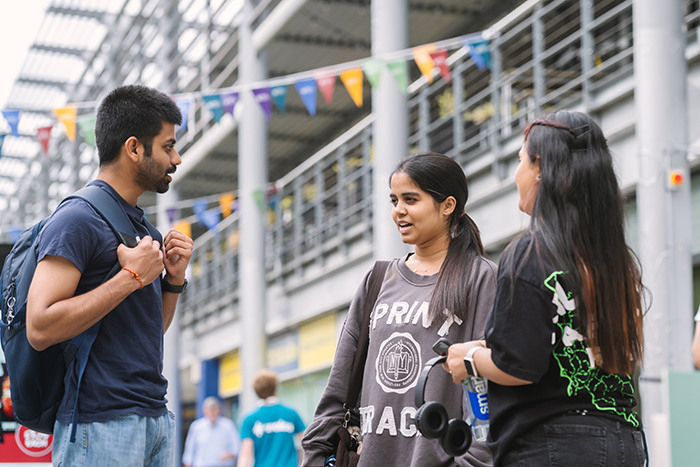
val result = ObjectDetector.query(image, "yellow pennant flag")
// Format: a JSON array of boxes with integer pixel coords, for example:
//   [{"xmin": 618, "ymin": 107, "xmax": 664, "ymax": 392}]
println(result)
[
  {"xmin": 219, "ymin": 192, "xmax": 235, "ymax": 218},
  {"xmin": 412, "ymin": 45, "xmax": 437, "ymax": 84},
  {"xmin": 340, "ymin": 68, "xmax": 364, "ymax": 108},
  {"xmin": 53, "ymin": 106, "xmax": 78, "ymax": 141},
  {"xmin": 174, "ymin": 219, "xmax": 192, "ymax": 238}
]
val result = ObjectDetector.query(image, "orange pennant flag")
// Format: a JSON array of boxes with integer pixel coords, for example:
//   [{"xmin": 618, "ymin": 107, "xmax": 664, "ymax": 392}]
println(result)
[
  {"xmin": 219, "ymin": 192, "xmax": 235, "ymax": 218},
  {"xmin": 53, "ymin": 106, "xmax": 78, "ymax": 141},
  {"xmin": 412, "ymin": 45, "xmax": 437, "ymax": 84},
  {"xmin": 340, "ymin": 68, "xmax": 364, "ymax": 108},
  {"xmin": 174, "ymin": 220, "xmax": 192, "ymax": 238}
]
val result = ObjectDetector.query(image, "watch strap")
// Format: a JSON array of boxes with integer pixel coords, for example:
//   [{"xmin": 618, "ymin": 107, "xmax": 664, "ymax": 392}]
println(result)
[{"xmin": 161, "ymin": 277, "xmax": 187, "ymax": 293}]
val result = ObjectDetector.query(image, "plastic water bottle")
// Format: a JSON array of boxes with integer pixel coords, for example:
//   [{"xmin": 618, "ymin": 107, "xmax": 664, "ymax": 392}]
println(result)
[
  {"xmin": 462, "ymin": 376, "xmax": 489, "ymax": 441},
  {"xmin": 324, "ymin": 454, "xmax": 336, "ymax": 467}
]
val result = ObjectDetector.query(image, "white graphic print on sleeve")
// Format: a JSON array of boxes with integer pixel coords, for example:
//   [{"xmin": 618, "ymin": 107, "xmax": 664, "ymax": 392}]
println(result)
[{"xmin": 375, "ymin": 332, "xmax": 422, "ymax": 394}]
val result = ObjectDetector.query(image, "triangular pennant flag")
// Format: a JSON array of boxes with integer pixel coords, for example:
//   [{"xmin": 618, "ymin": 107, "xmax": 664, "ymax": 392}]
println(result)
[
  {"xmin": 270, "ymin": 85, "xmax": 288, "ymax": 114},
  {"xmin": 362, "ymin": 59, "xmax": 385, "ymax": 89},
  {"xmin": 166, "ymin": 207, "xmax": 178, "ymax": 225},
  {"xmin": 221, "ymin": 92, "xmax": 239, "ymax": 117},
  {"xmin": 193, "ymin": 198, "xmax": 208, "ymax": 218},
  {"xmin": 252, "ymin": 88, "xmax": 272, "ymax": 121},
  {"xmin": 294, "ymin": 78, "xmax": 317, "ymax": 116},
  {"xmin": 340, "ymin": 68, "xmax": 364, "ymax": 108},
  {"xmin": 253, "ymin": 189, "xmax": 265, "ymax": 213},
  {"xmin": 430, "ymin": 49, "xmax": 451, "ymax": 83},
  {"xmin": 1, "ymin": 109, "xmax": 20, "ymax": 137},
  {"xmin": 37, "ymin": 125, "xmax": 52, "ymax": 155},
  {"xmin": 174, "ymin": 219, "xmax": 192, "ymax": 238},
  {"xmin": 315, "ymin": 71, "xmax": 336, "ymax": 105},
  {"xmin": 219, "ymin": 192, "xmax": 235, "ymax": 218},
  {"xmin": 387, "ymin": 60, "xmax": 408, "ymax": 94},
  {"xmin": 201, "ymin": 208, "xmax": 221, "ymax": 233},
  {"xmin": 464, "ymin": 38, "xmax": 491, "ymax": 70},
  {"xmin": 0, "ymin": 134, "xmax": 5, "ymax": 157},
  {"xmin": 413, "ymin": 45, "xmax": 437, "ymax": 83},
  {"xmin": 76, "ymin": 114, "xmax": 96, "ymax": 147},
  {"xmin": 202, "ymin": 94, "xmax": 224, "ymax": 123},
  {"xmin": 176, "ymin": 99, "xmax": 190, "ymax": 131},
  {"xmin": 53, "ymin": 106, "xmax": 77, "ymax": 141}
]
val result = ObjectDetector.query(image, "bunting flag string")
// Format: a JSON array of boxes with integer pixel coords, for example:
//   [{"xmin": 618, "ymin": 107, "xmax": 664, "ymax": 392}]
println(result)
[{"xmin": 0, "ymin": 31, "xmax": 492, "ymax": 160}]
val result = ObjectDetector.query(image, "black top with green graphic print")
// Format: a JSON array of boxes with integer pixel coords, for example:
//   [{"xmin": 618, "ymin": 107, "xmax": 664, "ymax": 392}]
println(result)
[{"xmin": 484, "ymin": 234, "xmax": 639, "ymax": 465}]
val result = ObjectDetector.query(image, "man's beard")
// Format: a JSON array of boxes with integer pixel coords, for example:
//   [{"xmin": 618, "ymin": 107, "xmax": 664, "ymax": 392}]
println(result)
[{"xmin": 135, "ymin": 145, "xmax": 174, "ymax": 193}]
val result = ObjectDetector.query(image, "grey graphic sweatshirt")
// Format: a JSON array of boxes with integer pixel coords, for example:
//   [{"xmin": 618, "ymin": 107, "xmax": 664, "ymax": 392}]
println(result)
[{"xmin": 302, "ymin": 254, "xmax": 497, "ymax": 467}]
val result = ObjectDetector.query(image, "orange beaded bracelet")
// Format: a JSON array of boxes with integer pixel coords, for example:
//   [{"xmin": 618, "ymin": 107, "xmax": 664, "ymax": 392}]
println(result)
[{"xmin": 122, "ymin": 267, "xmax": 144, "ymax": 289}]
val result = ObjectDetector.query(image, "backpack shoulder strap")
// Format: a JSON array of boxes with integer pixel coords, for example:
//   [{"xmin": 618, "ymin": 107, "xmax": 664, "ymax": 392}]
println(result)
[
  {"xmin": 66, "ymin": 185, "xmax": 138, "ymax": 244},
  {"xmin": 345, "ymin": 260, "xmax": 390, "ymax": 410}
]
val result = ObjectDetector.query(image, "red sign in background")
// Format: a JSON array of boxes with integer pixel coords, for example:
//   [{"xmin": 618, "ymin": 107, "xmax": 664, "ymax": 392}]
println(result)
[{"xmin": 0, "ymin": 426, "xmax": 52, "ymax": 462}]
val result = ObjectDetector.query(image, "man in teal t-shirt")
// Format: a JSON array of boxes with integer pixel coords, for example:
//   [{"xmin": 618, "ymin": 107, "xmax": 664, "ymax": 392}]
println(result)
[{"xmin": 237, "ymin": 370, "xmax": 306, "ymax": 467}]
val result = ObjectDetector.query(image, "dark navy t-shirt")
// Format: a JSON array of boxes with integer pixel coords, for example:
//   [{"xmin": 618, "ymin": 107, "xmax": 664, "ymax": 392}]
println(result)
[{"xmin": 37, "ymin": 180, "xmax": 167, "ymax": 423}]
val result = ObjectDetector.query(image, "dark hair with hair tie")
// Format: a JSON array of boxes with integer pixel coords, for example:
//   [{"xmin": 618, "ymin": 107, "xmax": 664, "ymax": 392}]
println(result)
[
  {"xmin": 504, "ymin": 110, "xmax": 645, "ymax": 376},
  {"xmin": 391, "ymin": 152, "xmax": 486, "ymax": 324}
]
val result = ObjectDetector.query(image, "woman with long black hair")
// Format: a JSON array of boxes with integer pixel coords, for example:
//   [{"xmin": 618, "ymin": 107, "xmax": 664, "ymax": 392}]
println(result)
[
  {"xmin": 302, "ymin": 152, "xmax": 497, "ymax": 466},
  {"xmin": 444, "ymin": 110, "xmax": 647, "ymax": 466}
]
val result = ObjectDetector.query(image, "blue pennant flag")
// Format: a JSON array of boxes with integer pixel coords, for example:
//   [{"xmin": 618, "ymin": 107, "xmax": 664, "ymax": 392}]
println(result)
[
  {"xmin": 463, "ymin": 38, "xmax": 491, "ymax": 71},
  {"xmin": 0, "ymin": 134, "xmax": 5, "ymax": 157},
  {"xmin": 201, "ymin": 208, "xmax": 221, "ymax": 233},
  {"xmin": 271, "ymin": 85, "xmax": 288, "ymax": 114},
  {"xmin": 202, "ymin": 94, "xmax": 224, "ymax": 123},
  {"xmin": 193, "ymin": 198, "xmax": 208, "ymax": 218},
  {"xmin": 295, "ymin": 78, "xmax": 317, "ymax": 116},
  {"xmin": 176, "ymin": 99, "xmax": 190, "ymax": 132},
  {"xmin": 2, "ymin": 109, "xmax": 20, "ymax": 137}
]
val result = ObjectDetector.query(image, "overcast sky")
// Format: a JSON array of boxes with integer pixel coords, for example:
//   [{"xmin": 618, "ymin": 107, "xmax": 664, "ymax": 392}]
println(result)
[{"xmin": 0, "ymin": 1, "xmax": 53, "ymax": 108}]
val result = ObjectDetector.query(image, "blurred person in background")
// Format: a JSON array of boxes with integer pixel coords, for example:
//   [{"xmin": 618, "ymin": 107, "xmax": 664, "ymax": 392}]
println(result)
[
  {"xmin": 444, "ymin": 111, "xmax": 647, "ymax": 467},
  {"xmin": 237, "ymin": 369, "xmax": 306, "ymax": 467},
  {"xmin": 183, "ymin": 396, "xmax": 241, "ymax": 467},
  {"xmin": 302, "ymin": 152, "xmax": 497, "ymax": 466}
]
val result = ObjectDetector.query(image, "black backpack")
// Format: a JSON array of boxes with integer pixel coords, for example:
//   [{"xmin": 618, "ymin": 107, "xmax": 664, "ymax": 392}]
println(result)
[{"xmin": 0, "ymin": 185, "xmax": 161, "ymax": 442}]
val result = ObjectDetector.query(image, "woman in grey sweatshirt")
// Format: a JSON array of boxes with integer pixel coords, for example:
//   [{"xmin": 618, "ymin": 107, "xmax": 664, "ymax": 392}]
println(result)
[{"xmin": 302, "ymin": 152, "xmax": 496, "ymax": 467}]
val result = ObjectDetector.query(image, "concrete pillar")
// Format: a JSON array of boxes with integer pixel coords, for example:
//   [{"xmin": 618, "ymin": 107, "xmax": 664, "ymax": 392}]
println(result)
[
  {"xmin": 633, "ymin": 0, "xmax": 690, "ymax": 460},
  {"xmin": 371, "ymin": 0, "xmax": 409, "ymax": 261},
  {"xmin": 238, "ymin": 0, "xmax": 268, "ymax": 416}
]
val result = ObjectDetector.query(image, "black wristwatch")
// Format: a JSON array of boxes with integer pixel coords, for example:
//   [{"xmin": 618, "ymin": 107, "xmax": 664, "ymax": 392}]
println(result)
[
  {"xmin": 161, "ymin": 276, "xmax": 188, "ymax": 294},
  {"xmin": 464, "ymin": 346, "xmax": 484, "ymax": 378}
]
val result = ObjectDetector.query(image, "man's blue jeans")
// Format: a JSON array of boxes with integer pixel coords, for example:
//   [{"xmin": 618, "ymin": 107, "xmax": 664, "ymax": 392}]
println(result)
[
  {"xmin": 52, "ymin": 412, "xmax": 175, "ymax": 467},
  {"xmin": 500, "ymin": 413, "xmax": 647, "ymax": 467}
]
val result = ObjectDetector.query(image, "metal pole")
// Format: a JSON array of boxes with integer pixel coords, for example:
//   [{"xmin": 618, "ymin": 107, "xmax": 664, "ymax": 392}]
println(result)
[
  {"xmin": 633, "ymin": 0, "xmax": 689, "ymax": 461},
  {"xmin": 579, "ymin": 0, "xmax": 594, "ymax": 111},
  {"xmin": 532, "ymin": 3, "xmax": 545, "ymax": 113},
  {"xmin": 238, "ymin": 0, "xmax": 268, "ymax": 416},
  {"xmin": 371, "ymin": 0, "xmax": 409, "ymax": 261},
  {"xmin": 157, "ymin": 186, "xmax": 182, "ymax": 466}
]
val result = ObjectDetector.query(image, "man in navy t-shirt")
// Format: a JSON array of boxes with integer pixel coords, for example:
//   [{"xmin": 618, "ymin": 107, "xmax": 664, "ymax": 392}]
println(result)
[{"xmin": 26, "ymin": 85, "xmax": 193, "ymax": 467}]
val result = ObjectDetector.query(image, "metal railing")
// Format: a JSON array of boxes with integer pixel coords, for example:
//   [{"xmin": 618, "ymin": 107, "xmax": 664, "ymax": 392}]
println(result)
[{"xmin": 180, "ymin": 0, "xmax": 700, "ymax": 332}]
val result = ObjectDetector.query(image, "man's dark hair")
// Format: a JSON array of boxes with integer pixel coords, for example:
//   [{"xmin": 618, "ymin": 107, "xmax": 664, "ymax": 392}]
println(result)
[{"xmin": 95, "ymin": 85, "xmax": 182, "ymax": 166}]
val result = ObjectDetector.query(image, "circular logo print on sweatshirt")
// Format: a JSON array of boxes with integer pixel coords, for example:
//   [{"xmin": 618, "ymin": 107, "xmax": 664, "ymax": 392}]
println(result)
[{"xmin": 375, "ymin": 332, "xmax": 422, "ymax": 394}]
